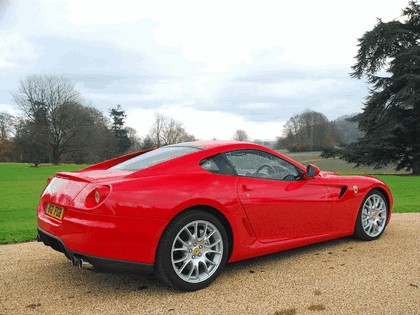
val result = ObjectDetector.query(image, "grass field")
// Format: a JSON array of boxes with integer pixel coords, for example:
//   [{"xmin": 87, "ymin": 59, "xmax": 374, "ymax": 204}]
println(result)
[
  {"xmin": 0, "ymin": 155, "xmax": 419, "ymax": 244},
  {"xmin": 375, "ymin": 175, "xmax": 420, "ymax": 213},
  {"xmin": 284, "ymin": 151, "xmax": 410, "ymax": 175},
  {"xmin": 0, "ymin": 163, "xmax": 87, "ymax": 244}
]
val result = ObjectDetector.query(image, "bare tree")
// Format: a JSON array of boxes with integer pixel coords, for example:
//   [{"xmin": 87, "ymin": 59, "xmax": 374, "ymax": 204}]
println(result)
[
  {"xmin": 149, "ymin": 113, "xmax": 166, "ymax": 147},
  {"xmin": 233, "ymin": 129, "xmax": 250, "ymax": 142},
  {"xmin": 125, "ymin": 126, "xmax": 141, "ymax": 151},
  {"xmin": 282, "ymin": 110, "xmax": 340, "ymax": 152},
  {"xmin": 13, "ymin": 75, "xmax": 86, "ymax": 164},
  {"xmin": 0, "ymin": 112, "xmax": 16, "ymax": 162},
  {"xmin": 0, "ymin": 112, "xmax": 14, "ymax": 145},
  {"xmin": 149, "ymin": 113, "xmax": 196, "ymax": 146},
  {"xmin": 63, "ymin": 106, "xmax": 118, "ymax": 164},
  {"xmin": 13, "ymin": 117, "xmax": 48, "ymax": 165}
]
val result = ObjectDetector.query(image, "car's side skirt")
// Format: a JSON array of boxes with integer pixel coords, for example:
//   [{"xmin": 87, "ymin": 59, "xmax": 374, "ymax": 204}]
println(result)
[{"xmin": 228, "ymin": 231, "xmax": 353, "ymax": 263}]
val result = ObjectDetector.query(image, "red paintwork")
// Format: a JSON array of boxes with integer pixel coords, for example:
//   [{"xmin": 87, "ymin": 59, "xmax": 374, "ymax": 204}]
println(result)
[{"xmin": 37, "ymin": 141, "xmax": 393, "ymax": 265}]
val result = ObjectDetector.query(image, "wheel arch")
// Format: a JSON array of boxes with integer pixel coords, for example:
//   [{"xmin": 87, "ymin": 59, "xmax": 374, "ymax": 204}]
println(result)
[
  {"xmin": 372, "ymin": 187, "xmax": 390, "ymax": 205},
  {"xmin": 371, "ymin": 186, "xmax": 391, "ymax": 225},
  {"xmin": 159, "ymin": 205, "xmax": 234, "ymax": 261},
  {"xmin": 353, "ymin": 186, "xmax": 391, "ymax": 240},
  {"xmin": 354, "ymin": 186, "xmax": 391, "ymax": 224}
]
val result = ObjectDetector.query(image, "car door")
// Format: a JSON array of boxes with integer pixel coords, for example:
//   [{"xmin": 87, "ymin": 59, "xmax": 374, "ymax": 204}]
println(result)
[{"xmin": 224, "ymin": 149, "xmax": 332, "ymax": 243}]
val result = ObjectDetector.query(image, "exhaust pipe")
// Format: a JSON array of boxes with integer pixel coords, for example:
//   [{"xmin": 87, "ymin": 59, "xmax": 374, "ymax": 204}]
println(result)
[{"xmin": 72, "ymin": 256, "xmax": 92, "ymax": 269}]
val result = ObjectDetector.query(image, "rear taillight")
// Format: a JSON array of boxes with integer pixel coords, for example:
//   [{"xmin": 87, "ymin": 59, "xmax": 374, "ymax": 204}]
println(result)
[{"xmin": 84, "ymin": 186, "xmax": 110, "ymax": 208}]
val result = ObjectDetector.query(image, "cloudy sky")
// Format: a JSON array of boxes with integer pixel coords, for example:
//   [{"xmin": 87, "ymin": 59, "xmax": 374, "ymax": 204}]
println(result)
[{"xmin": 0, "ymin": 0, "xmax": 409, "ymax": 140}]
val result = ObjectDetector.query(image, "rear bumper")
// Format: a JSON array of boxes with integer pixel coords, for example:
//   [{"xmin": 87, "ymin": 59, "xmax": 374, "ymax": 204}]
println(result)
[
  {"xmin": 37, "ymin": 227, "xmax": 154, "ymax": 274},
  {"xmin": 37, "ymin": 202, "xmax": 169, "ymax": 265}
]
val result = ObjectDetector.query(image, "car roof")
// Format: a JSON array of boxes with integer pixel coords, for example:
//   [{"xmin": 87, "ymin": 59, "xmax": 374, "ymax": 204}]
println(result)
[{"xmin": 170, "ymin": 140, "xmax": 257, "ymax": 150}]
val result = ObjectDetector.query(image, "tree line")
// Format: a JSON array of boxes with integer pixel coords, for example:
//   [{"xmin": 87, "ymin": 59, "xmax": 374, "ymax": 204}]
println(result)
[
  {"xmin": 0, "ymin": 75, "xmax": 197, "ymax": 165},
  {"xmin": 276, "ymin": 110, "xmax": 362, "ymax": 152},
  {"xmin": 1, "ymin": 74, "xmax": 355, "ymax": 166},
  {"xmin": 0, "ymin": 75, "xmax": 134, "ymax": 166}
]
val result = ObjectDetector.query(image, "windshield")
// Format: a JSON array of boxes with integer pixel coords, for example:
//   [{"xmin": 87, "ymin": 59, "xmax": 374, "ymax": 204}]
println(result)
[{"xmin": 110, "ymin": 146, "xmax": 201, "ymax": 171}]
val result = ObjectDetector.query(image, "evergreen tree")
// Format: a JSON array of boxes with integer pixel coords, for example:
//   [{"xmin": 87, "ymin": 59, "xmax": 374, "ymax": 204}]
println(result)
[
  {"xmin": 323, "ymin": 2, "xmax": 420, "ymax": 174},
  {"xmin": 109, "ymin": 105, "xmax": 132, "ymax": 154}
]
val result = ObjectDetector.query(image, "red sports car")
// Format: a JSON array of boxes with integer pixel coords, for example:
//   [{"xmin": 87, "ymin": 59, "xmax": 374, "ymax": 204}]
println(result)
[{"xmin": 37, "ymin": 141, "xmax": 392, "ymax": 291}]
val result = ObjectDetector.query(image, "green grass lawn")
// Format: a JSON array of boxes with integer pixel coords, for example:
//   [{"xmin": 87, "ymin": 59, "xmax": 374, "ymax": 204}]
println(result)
[
  {"xmin": 0, "ymin": 163, "xmax": 87, "ymax": 244},
  {"xmin": 375, "ymin": 175, "xmax": 420, "ymax": 213},
  {"xmin": 0, "ymin": 159, "xmax": 418, "ymax": 244},
  {"xmin": 284, "ymin": 151, "xmax": 410, "ymax": 175}
]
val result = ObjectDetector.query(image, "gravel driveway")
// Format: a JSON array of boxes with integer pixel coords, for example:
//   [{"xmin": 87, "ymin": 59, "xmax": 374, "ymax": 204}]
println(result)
[{"xmin": 0, "ymin": 213, "xmax": 419, "ymax": 315}]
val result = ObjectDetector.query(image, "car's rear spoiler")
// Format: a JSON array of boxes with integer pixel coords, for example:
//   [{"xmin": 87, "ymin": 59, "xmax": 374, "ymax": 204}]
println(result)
[{"xmin": 79, "ymin": 148, "xmax": 155, "ymax": 172}]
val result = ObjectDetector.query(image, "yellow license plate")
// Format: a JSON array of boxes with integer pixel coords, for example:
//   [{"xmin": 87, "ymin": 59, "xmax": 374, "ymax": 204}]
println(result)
[{"xmin": 45, "ymin": 203, "xmax": 64, "ymax": 220}]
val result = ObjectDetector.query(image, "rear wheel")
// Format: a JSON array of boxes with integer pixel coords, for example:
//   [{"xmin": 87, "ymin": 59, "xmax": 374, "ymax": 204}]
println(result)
[
  {"xmin": 354, "ymin": 190, "xmax": 388, "ymax": 241},
  {"xmin": 156, "ymin": 210, "xmax": 228, "ymax": 291}
]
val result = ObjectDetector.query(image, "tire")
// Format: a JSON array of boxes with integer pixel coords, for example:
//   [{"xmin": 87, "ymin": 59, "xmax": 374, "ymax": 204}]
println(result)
[
  {"xmin": 155, "ymin": 210, "xmax": 229, "ymax": 291},
  {"xmin": 354, "ymin": 189, "xmax": 389, "ymax": 241}
]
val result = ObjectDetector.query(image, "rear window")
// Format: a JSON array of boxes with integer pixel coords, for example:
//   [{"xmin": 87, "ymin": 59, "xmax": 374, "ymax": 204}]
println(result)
[{"xmin": 110, "ymin": 146, "xmax": 200, "ymax": 171}]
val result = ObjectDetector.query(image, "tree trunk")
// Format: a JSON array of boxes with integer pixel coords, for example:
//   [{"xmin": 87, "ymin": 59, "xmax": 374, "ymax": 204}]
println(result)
[
  {"xmin": 412, "ymin": 155, "xmax": 420, "ymax": 175},
  {"xmin": 51, "ymin": 148, "xmax": 60, "ymax": 165}
]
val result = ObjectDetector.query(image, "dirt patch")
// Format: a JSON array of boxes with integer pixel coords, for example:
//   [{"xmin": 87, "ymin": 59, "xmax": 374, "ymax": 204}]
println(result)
[{"xmin": 0, "ymin": 213, "xmax": 419, "ymax": 315}]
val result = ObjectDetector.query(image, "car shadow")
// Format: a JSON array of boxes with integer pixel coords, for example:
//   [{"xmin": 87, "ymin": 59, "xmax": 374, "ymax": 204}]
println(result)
[
  {"xmin": 39, "ymin": 236, "xmax": 362, "ymax": 295},
  {"xmin": 223, "ymin": 236, "xmax": 359, "ymax": 275}
]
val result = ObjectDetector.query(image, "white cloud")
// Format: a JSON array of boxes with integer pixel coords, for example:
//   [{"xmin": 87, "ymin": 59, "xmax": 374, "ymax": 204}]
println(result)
[
  {"xmin": 60, "ymin": 0, "xmax": 409, "ymax": 70},
  {"xmin": 0, "ymin": 32, "xmax": 39, "ymax": 69},
  {"xmin": 65, "ymin": 0, "xmax": 147, "ymax": 25},
  {"xmin": 266, "ymin": 78, "xmax": 342, "ymax": 98}
]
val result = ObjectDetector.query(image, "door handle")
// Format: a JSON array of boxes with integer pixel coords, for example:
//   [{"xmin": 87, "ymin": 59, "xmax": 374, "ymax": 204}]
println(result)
[{"xmin": 241, "ymin": 185, "xmax": 253, "ymax": 192}]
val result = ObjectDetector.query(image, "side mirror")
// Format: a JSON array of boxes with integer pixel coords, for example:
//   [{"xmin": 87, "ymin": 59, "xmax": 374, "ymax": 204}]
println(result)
[{"xmin": 306, "ymin": 164, "xmax": 320, "ymax": 178}]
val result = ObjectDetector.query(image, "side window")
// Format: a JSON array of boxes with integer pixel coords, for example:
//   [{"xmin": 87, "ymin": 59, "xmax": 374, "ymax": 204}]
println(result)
[
  {"xmin": 199, "ymin": 154, "xmax": 237, "ymax": 175},
  {"xmin": 199, "ymin": 158, "xmax": 220, "ymax": 174},
  {"xmin": 224, "ymin": 149, "xmax": 300, "ymax": 180}
]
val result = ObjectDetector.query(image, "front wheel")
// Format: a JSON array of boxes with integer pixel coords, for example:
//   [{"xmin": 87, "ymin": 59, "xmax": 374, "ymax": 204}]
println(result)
[
  {"xmin": 354, "ymin": 189, "xmax": 389, "ymax": 241},
  {"xmin": 155, "ymin": 210, "xmax": 228, "ymax": 291}
]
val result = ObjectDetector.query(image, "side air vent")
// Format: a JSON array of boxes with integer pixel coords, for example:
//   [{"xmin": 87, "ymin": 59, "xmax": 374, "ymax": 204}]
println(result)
[{"xmin": 339, "ymin": 186, "xmax": 348, "ymax": 198}]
